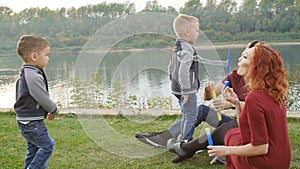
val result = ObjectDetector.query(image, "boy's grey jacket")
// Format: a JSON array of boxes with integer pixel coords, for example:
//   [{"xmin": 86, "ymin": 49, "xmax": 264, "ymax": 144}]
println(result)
[
  {"xmin": 14, "ymin": 65, "xmax": 58, "ymax": 121},
  {"xmin": 168, "ymin": 39, "xmax": 200, "ymax": 96}
]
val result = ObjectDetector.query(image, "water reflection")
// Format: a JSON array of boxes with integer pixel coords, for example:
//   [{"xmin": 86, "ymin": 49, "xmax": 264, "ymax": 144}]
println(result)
[
  {"xmin": 0, "ymin": 44, "xmax": 299, "ymax": 108},
  {"xmin": 0, "ymin": 69, "xmax": 19, "ymax": 86}
]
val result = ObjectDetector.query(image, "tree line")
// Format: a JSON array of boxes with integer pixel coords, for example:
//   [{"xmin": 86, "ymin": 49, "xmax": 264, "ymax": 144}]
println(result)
[{"xmin": 0, "ymin": 0, "xmax": 299, "ymax": 51}]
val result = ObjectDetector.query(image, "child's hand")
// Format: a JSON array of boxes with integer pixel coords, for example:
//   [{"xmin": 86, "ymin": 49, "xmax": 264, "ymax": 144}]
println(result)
[
  {"xmin": 183, "ymin": 95, "xmax": 189, "ymax": 104},
  {"xmin": 48, "ymin": 113, "xmax": 55, "ymax": 120}
]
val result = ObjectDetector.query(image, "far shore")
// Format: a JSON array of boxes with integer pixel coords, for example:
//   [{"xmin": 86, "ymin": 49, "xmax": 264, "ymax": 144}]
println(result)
[
  {"xmin": 201, "ymin": 41, "xmax": 300, "ymax": 49},
  {"xmin": 1, "ymin": 42, "xmax": 300, "ymax": 57},
  {"xmin": 55, "ymin": 41, "xmax": 300, "ymax": 54}
]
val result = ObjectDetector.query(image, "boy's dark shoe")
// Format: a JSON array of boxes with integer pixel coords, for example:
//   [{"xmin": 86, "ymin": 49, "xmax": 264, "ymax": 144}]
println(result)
[
  {"xmin": 135, "ymin": 130, "xmax": 172, "ymax": 148},
  {"xmin": 167, "ymin": 138, "xmax": 195, "ymax": 163}
]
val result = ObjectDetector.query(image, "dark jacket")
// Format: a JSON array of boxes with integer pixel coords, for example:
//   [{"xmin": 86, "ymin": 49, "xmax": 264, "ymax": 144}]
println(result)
[
  {"xmin": 168, "ymin": 39, "xmax": 200, "ymax": 97},
  {"xmin": 14, "ymin": 65, "xmax": 58, "ymax": 121}
]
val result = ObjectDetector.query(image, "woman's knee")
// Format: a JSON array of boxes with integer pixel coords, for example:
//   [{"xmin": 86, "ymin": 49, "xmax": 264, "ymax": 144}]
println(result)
[
  {"xmin": 197, "ymin": 105, "xmax": 210, "ymax": 119},
  {"xmin": 220, "ymin": 120, "xmax": 238, "ymax": 130}
]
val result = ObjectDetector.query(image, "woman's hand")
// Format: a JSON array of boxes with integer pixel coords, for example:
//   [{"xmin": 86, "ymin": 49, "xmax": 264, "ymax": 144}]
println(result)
[
  {"xmin": 204, "ymin": 81, "xmax": 215, "ymax": 92},
  {"xmin": 213, "ymin": 99, "xmax": 226, "ymax": 112},
  {"xmin": 222, "ymin": 87, "xmax": 239, "ymax": 105},
  {"xmin": 207, "ymin": 145, "xmax": 227, "ymax": 164},
  {"xmin": 208, "ymin": 144, "xmax": 269, "ymax": 161},
  {"xmin": 222, "ymin": 87, "xmax": 242, "ymax": 121}
]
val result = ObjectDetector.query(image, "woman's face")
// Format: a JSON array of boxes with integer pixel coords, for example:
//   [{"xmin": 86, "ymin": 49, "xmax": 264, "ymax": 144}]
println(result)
[{"xmin": 237, "ymin": 47, "xmax": 255, "ymax": 77}]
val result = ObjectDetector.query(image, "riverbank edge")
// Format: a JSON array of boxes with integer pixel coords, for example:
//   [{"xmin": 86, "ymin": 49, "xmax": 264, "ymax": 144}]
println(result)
[
  {"xmin": 1, "ymin": 108, "xmax": 299, "ymax": 118},
  {"xmin": 1, "ymin": 42, "xmax": 300, "ymax": 57}
]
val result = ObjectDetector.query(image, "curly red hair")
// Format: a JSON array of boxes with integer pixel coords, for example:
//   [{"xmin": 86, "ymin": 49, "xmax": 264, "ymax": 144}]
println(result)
[{"xmin": 246, "ymin": 42, "xmax": 289, "ymax": 104}]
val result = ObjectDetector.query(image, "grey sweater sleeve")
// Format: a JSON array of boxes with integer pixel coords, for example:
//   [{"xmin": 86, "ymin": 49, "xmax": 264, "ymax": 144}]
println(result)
[{"xmin": 25, "ymin": 69, "xmax": 58, "ymax": 114}]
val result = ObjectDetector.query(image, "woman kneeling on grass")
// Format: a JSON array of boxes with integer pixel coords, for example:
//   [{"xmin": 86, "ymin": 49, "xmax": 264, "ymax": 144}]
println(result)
[{"xmin": 207, "ymin": 41, "xmax": 291, "ymax": 169}]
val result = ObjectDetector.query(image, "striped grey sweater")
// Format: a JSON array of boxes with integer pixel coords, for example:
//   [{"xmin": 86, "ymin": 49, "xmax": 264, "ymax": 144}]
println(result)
[{"xmin": 14, "ymin": 64, "xmax": 58, "ymax": 121}]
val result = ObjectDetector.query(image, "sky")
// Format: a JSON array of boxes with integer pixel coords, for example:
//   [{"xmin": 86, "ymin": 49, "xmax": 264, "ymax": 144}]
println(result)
[{"xmin": 0, "ymin": 0, "xmax": 188, "ymax": 13}]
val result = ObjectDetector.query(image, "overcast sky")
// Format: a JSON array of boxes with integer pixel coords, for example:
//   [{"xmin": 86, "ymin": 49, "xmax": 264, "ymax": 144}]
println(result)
[{"xmin": 0, "ymin": 0, "xmax": 188, "ymax": 13}]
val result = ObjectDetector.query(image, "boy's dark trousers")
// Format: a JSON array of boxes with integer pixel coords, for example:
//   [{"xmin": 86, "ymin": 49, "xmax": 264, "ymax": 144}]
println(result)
[{"xmin": 18, "ymin": 120, "xmax": 54, "ymax": 169}]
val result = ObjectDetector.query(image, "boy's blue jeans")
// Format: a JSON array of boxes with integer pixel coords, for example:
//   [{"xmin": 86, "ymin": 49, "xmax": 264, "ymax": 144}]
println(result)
[
  {"xmin": 179, "ymin": 93, "xmax": 198, "ymax": 140},
  {"xmin": 17, "ymin": 120, "xmax": 54, "ymax": 169}
]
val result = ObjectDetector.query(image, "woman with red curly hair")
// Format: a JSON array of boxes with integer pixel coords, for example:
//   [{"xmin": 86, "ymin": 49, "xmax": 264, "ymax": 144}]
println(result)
[{"xmin": 207, "ymin": 42, "xmax": 291, "ymax": 169}]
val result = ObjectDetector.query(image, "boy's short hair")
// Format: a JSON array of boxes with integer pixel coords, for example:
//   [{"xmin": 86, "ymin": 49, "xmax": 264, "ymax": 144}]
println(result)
[
  {"xmin": 16, "ymin": 35, "xmax": 50, "ymax": 62},
  {"xmin": 173, "ymin": 14, "xmax": 199, "ymax": 39}
]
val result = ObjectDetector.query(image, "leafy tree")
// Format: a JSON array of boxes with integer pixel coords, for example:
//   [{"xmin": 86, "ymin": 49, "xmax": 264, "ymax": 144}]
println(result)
[
  {"xmin": 106, "ymin": 81, "xmax": 135, "ymax": 109},
  {"xmin": 147, "ymin": 96, "xmax": 172, "ymax": 109},
  {"xmin": 286, "ymin": 68, "xmax": 300, "ymax": 110},
  {"xmin": 180, "ymin": 0, "xmax": 203, "ymax": 15},
  {"xmin": 70, "ymin": 72, "xmax": 104, "ymax": 108},
  {"xmin": 0, "ymin": 0, "xmax": 300, "ymax": 51},
  {"xmin": 0, "ymin": 6, "xmax": 14, "ymax": 21},
  {"xmin": 141, "ymin": 0, "xmax": 166, "ymax": 12}
]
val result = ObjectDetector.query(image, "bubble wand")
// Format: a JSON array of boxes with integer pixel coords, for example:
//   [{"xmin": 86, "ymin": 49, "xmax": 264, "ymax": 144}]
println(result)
[
  {"xmin": 205, "ymin": 127, "xmax": 215, "ymax": 164},
  {"xmin": 211, "ymin": 49, "xmax": 230, "ymax": 121},
  {"xmin": 211, "ymin": 89, "xmax": 222, "ymax": 121},
  {"xmin": 224, "ymin": 48, "xmax": 230, "ymax": 87}
]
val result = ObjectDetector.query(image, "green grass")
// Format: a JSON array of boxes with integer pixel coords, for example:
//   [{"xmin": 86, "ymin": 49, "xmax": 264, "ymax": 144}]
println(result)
[{"xmin": 1, "ymin": 112, "xmax": 299, "ymax": 169}]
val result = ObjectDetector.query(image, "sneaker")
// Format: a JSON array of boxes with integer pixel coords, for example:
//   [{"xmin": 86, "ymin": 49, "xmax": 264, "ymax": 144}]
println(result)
[
  {"xmin": 135, "ymin": 130, "xmax": 172, "ymax": 148},
  {"xmin": 176, "ymin": 134, "xmax": 189, "ymax": 143},
  {"xmin": 166, "ymin": 138, "xmax": 187, "ymax": 156},
  {"xmin": 166, "ymin": 138, "xmax": 195, "ymax": 163}
]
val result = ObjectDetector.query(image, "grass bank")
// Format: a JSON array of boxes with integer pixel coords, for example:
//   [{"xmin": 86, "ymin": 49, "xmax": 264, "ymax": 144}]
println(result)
[{"xmin": 1, "ymin": 112, "xmax": 299, "ymax": 169}]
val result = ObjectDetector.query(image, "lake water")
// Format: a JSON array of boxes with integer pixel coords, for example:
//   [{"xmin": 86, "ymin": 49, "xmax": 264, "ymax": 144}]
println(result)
[{"xmin": 1, "ymin": 44, "xmax": 299, "ymax": 109}]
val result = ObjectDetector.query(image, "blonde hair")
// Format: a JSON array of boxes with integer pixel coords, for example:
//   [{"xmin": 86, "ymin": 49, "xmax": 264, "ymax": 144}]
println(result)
[
  {"xmin": 173, "ymin": 14, "xmax": 199, "ymax": 39},
  {"xmin": 16, "ymin": 35, "xmax": 50, "ymax": 62}
]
